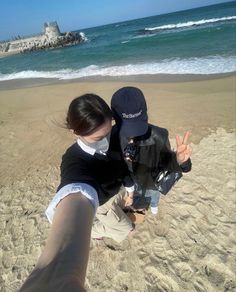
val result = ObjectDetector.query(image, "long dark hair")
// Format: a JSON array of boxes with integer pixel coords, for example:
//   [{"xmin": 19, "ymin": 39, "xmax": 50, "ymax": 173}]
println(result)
[{"xmin": 66, "ymin": 94, "xmax": 113, "ymax": 136}]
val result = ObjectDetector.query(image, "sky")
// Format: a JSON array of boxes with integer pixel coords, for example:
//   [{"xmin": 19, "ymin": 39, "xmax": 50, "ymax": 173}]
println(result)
[{"xmin": 0, "ymin": 0, "xmax": 233, "ymax": 41}]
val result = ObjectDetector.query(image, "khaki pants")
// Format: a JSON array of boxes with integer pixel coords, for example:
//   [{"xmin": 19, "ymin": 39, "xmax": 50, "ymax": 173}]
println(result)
[{"xmin": 91, "ymin": 188, "xmax": 133, "ymax": 243}]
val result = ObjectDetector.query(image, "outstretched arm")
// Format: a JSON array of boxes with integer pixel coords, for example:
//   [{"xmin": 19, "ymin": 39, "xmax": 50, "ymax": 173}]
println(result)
[{"xmin": 19, "ymin": 193, "xmax": 94, "ymax": 292}]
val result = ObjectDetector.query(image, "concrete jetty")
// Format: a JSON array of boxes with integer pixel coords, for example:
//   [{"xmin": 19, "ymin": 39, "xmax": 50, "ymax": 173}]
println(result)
[{"xmin": 0, "ymin": 22, "xmax": 87, "ymax": 56}]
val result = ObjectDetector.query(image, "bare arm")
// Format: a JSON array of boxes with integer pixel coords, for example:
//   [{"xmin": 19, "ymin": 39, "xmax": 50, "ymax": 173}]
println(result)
[{"xmin": 19, "ymin": 193, "xmax": 94, "ymax": 292}]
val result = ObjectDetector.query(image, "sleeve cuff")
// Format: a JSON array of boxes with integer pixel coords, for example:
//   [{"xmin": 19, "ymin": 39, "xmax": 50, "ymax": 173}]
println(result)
[
  {"xmin": 125, "ymin": 185, "xmax": 135, "ymax": 192},
  {"xmin": 45, "ymin": 183, "xmax": 99, "ymax": 224}
]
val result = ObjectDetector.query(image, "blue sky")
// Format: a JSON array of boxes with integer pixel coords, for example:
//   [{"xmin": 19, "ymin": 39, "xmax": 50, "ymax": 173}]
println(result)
[{"xmin": 0, "ymin": 0, "xmax": 233, "ymax": 41}]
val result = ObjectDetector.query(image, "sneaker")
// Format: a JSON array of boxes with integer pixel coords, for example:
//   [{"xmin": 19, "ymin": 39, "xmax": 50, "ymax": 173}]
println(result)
[{"xmin": 150, "ymin": 206, "xmax": 158, "ymax": 215}]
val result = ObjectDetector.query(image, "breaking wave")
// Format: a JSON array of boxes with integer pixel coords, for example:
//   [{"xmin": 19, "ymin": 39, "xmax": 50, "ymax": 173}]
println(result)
[
  {"xmin": 143, "ymin": 16, "xmax": 236, "ymax": 32},
  {"xmin": 0, "ymin": 56, "xmax": 235, "ymax": 81}
]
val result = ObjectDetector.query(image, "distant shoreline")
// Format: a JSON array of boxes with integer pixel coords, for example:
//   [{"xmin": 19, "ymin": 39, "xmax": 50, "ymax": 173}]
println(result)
[{"xmin": 0, "ymin": 72, "xmax": 235, "ymax": 91}]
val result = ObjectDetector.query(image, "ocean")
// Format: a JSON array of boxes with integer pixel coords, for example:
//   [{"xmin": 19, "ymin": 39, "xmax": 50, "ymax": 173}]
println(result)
[{"xmin": 0, "ymin": 1, "xmax": 235, "ymax": 81}]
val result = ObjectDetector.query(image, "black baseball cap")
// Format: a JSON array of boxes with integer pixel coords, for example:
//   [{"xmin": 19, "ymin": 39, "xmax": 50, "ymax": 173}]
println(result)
[{"xmin": 111, "ymin": 86, "xmax": 148, "ymax": 137}]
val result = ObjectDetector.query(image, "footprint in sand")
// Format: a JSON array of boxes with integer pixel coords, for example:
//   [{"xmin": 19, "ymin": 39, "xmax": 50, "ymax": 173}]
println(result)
[
  {"xmin": 193, "ymin": 278, "xmax": 211, "ymax": 292},
  {"xmin": 153, "ymin": 220, "xmax": 170, "ymax": 237},
  {"xmin": 166, "ymin": 229, "xmax": 183, "ymax": 250},
  {"xmin": 144, "ymin": 266, "xmax": 179, "ymax": 292},
  {"xmin": 204, "ymin": 260, "xmax": 235, "ymax": 287},
  {"xmin": 173, "ymin": 262, "xmax": 194, "ymax": 281}
]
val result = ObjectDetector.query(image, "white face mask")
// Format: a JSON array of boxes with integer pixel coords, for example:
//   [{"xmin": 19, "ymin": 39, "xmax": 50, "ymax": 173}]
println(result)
[{"xmin": 88, "ymin": 133, "xmax": 111, "ymax": 153}]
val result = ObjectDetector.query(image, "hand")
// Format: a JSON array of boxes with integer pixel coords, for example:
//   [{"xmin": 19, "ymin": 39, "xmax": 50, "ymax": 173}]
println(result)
[
  {"xmin": 176, "ymin": 131, "xmax": 192, "ymax": 165},
  {"xmin": 124, "ymin": 192, "xmax": 134, "ymax": 207}
]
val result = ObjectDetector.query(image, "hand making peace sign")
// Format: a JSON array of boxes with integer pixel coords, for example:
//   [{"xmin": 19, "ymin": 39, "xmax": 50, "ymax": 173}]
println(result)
[{"xmin": 176, "ymin": 131, "xmax": 192, "ymax": 165}]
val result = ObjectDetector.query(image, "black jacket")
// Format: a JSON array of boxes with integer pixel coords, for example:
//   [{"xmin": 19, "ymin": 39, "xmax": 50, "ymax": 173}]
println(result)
[
  {"xmin": 123, "ymin": 124, "xmax": 192, "ymax": 190},
  {"xmin": 57, "ymin": 126, "xmax": 133, "ymax": 205}
]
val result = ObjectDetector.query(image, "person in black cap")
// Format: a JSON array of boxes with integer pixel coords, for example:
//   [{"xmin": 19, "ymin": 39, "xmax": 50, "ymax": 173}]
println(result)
[{"xmin": 111, "ymin": 86, "xmax": 192, "ymax": 214}]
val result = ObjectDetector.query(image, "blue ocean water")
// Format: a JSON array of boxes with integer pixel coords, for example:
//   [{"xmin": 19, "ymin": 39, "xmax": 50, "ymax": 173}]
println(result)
[{"xmin": 0, "ymin": 1, "xmax": 235, "ymax": 81}]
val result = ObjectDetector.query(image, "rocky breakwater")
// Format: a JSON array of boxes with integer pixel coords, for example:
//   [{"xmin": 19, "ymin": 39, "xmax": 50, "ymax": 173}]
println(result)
[
  {"xmin": 20, "ymin": 31, "xmax": 87, "ymax": 53},
  {"xmin": 0, "ymin": 22, "xmax": 87, "ymax": 56}
]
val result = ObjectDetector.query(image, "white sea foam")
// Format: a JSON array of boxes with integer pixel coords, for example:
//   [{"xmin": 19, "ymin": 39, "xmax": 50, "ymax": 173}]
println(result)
[
  {"xmin": 144, "ymin": 16, "xmax": 236, "ymax": 31},
  {"xmin": 0, "ymin": 56, "xmax": 235, "ymax": 81}
]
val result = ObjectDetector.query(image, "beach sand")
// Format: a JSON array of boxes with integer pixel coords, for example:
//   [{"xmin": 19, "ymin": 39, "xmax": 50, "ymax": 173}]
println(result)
[{"xmin": 0, "ymin": 75, "xmax": 235, "ymax": 291}]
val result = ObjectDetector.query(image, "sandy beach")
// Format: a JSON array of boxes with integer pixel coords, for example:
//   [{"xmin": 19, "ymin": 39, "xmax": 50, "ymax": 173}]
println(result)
[{"xmin": 0, "ymin": 75, "xmax": 235, "ymax": 291}]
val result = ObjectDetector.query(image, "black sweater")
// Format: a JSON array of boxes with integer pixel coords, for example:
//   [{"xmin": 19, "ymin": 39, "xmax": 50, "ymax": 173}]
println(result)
[{"xmin": 57, "ymin": 127, "xmax": 133, "ymax": 205}]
